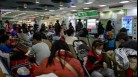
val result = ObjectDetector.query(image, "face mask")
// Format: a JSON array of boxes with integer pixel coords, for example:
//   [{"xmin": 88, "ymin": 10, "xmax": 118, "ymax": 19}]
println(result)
[{"xmin": 96, "ymin": 49, "xmax": 102, "ymax": 55}]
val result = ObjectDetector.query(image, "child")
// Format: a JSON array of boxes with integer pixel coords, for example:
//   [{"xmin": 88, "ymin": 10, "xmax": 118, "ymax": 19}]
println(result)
[
  {"xmin": 85, "ymin": 40, "xmax": 115, "ymax": 77},
  {"xmin": 104, "ymin": 31, "xmax": 116, "ymax": 51}
]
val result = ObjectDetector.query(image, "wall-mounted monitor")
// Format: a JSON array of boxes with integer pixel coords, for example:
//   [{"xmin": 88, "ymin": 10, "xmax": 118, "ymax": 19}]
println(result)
[{"xmin": 122, "ymin": 16, "xmax": 133, "ymax": 36}]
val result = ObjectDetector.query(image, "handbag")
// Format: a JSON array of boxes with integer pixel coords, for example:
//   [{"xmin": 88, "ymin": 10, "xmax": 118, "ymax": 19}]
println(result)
[{"xmin": 55, "ymin": 57, "xmax": 79, "ymax": 77}]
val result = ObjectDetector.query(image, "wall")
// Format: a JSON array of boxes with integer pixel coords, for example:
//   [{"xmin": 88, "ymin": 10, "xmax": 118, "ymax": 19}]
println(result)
[
  {"xmin": 98, "ymin": 3, "xmax": 137, "ymax": 35},
  {"xmin": 127, "ymin": 8, "xmax": 137, "ymax": 16}
]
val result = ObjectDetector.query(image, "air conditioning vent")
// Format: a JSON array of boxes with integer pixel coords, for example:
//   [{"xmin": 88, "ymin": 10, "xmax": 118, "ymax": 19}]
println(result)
[{"xmin": 109, "ymin": 5, "xmax": 123, "ymax": 9}]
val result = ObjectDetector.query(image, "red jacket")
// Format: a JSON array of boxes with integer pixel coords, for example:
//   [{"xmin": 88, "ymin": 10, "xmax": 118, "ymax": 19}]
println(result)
[
  {"xmin": 33, "ymin": 51, "xmax": 84, "ymax": 77},
  {"xmin": 85, "ymin": 51, "xmax": 103, "ymax": 72}
]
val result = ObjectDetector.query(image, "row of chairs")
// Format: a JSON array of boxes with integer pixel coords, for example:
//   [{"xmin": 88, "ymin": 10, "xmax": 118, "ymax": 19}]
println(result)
[{"xmin": 41, "ymin": 38, "xmax": 136, "ymax": 77}]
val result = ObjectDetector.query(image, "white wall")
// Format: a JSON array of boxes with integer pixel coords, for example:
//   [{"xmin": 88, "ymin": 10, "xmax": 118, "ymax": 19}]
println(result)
[{"xmin": 127, "ymin": 8, "xmax": 137, "ymax": 16}]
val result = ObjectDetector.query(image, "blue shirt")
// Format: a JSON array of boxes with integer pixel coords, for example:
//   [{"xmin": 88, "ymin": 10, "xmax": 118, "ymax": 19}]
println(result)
[{"xmin": 0, "ymin": 45, "xmax": 12, "ymax": 53}]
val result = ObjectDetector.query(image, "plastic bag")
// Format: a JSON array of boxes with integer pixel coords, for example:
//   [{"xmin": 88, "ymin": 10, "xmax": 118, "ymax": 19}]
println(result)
[
  {"xmin": 36, "ymin": 73, "xmax": 58, "ymax": 77},
  {"xmin": 17, "ymin": 67, "xmax": 30, "ymax": 76}
]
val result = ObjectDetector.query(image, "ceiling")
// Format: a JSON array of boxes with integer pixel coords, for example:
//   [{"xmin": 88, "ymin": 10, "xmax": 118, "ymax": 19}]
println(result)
[{"xmin": 0, "ymin": 0, "xmax": 137, "ymax": 21}]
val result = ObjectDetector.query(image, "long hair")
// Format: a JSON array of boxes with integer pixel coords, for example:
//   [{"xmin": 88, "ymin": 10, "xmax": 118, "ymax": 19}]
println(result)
[
  {"xmin": 106, "ymin": 20, "xmax": 113, "ymax": 31},
  {"xmin": 46, "ymin": 40, "xmax": 70, "ymax": 68}
]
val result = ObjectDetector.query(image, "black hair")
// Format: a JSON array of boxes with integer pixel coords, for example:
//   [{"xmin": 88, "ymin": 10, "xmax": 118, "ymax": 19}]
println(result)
[
  {"xmin": 33, "ymin": 32, "xmax": 42, "ymax": 41},
  {"xmin": 0, "ymin": 34, "xmax": 9, "ymax": 43},
  {"xmin": 106, "ymin": 20, "xmax": 113, "ymax": 31},
  {"xmin": 78, "ymin": 19, "xmax": 81, "ymax": 22},
  {"xmin": 92, "ymin": 40, "xmax": 104, "ymax": 51},
  {"xmin": 56, "ymin": 20, "xmax": 59, "ymax": 23},
  {"xmin": 80, "ymin": 28, "xmax": 88, "ymax": 37},
  {"xmin": 119, "ymin": 28, "xmax": 128, "ymax": 33},
  {"xmin": 66, "ymin": 29, "xmax": 74, "ymax": 36},
  {"xmin": 0, "ymin": 29, "xmax": 5, "ymax": 36},
  {"xmin": 121, "ymin": 40, "xmax": 137, "ymax": 51},
  {"xmin": 5, "ymin": 20, "xmax": 9, "ymax": 24},
  {"xmin": 47, "ymin": 40, "xmax": 70, "ymax": 68},
  {"xmin": 94, "ymin": 34, "xmax": 100, "ymax": 38},
  {"xmin": 116, "ymin": 32, "xmax": 129, "ymax": 41}
]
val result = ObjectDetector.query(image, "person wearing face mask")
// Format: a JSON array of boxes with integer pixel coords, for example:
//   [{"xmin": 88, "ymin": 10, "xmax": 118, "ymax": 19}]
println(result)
[{"xmin": 85, "ymin": 40, "xmax": 115, "ymax": 77}]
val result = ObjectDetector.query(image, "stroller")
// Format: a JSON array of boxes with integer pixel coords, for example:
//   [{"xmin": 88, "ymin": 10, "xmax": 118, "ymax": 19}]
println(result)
[{"xmin": 73, "ymin": 40, "xmax": 91, "ymax": 77}]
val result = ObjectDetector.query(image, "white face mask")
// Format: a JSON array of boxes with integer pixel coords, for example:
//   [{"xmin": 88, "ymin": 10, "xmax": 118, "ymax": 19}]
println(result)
[{"xmin": 96, "ymin": 49, "xmax": 102, "ymax": 55}]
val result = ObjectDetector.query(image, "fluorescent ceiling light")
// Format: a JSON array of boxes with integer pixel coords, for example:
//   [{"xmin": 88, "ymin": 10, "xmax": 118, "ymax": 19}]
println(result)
[
  {"xmin": 34, "ymin": 14, "xmax": 39, "ymax": 15},
  {"xmin": 2, "ymin": 12, "xmax": 12, "ymax": 16},
  {"xmin": 60, "ymin": 7, "xmax": 64, "ymax": 10},
  {"xmin": 71, "ymin": 10, "xmax": 77, "ymax": 12},
  {"xmin": 40, "ymin": 15, "xmax": 44, "ymax": 16},
  {"xmin": 99, "ymin": 5, "xmax": 106, "ymax": 7},
  {"xmin": 60, "ymin": 5, "xmax": 63, "ymax": 7},
  {"xmin": 71, "ymin": 5, "xmax": 76, "ymax": 7},
  {"xmin": 36, "ymin": 0, "xmax": 40, "ymax": 4},
  {"xmin": 120, "ymin": 1, "xmax": 130, "ymax": 3},
  {"xmin": 14, "ymin": 13, "xmax": 26, "ymax": 17},
  {"xmin": 62, "ymin": 11, "xmax": 67, "ymax": 13},
  {"xmin": 45, "ymin": 9, "xmax": 48, "ymax": 10},
  {"xmin": 85, "ymin": 2, "xmax": 93, "ymax": 4},
  {"xmin": 49, "ymin": 10, "xmax": 55, "ymax": 12},
  {"xmin": 83, "ymin": 8, "xmax": 90, "ymax": 10}
]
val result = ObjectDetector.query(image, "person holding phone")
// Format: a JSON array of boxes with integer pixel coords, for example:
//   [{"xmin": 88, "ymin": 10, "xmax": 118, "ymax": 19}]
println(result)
[{"xmin": 85, "ymin": 40, "xmax": 115, "ymax": 77}]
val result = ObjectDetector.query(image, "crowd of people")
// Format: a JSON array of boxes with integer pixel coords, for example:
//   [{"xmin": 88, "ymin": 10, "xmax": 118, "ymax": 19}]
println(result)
[{"xmin": 0, "ymin": 19, "xmax": 137, "ymax": 77}]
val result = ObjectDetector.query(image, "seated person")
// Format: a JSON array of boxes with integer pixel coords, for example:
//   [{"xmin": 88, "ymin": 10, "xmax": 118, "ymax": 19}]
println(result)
[
  {"xmin": 0, "ymin": 34, "xmax": 13, "ymax": 53},
  {"xmin": 107, "ymin": 40, "xmax": 137, "ymax": 77},
  {"xmin": 65, "ymin": 29, "xmax": 78, "ymax": 45},
  {"xmin": 85, "ymin": 40, "xmax": 115, "ymax": 77},
  {"xmin": 33, "ymin": 40, "xmax": 84, "ymax": 77},
  {"xmin": 120, "ymin": 40, "xmax": 137, "ymax": 77},
  {"xmin": 28, "ymin": 32, "xmax": 51, "ymax": 65},
  {"xmin": 52, "ymin": 33, "xmax": 61, "ymax": 42},
  {"xmin": 76, "ymin": 28, "xmax": 88, "ymax": 37},
  {"xmin": 0, "ymin": 29, "xmax": 6, "ymax": 37},
  {"xmin": 116, "ymin": 32, "xmax": 130, "ymax": 48},
  {"xmin": 104, "ymin": 31, "xmax": 116, "ymax": 51}
]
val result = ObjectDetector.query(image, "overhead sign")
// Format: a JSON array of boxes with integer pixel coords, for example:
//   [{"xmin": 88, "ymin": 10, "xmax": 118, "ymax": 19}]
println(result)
[{"xmin": 77, "ymin": 10, "xmax": 98, "ymax": 18}]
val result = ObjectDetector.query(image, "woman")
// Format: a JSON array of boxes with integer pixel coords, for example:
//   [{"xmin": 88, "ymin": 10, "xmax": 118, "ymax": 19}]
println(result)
[
  {"xmin": 104, "ymin": 20, "xmax": 114, "ymax": 39},
  {"xmin": 106, "ymin": 20, "xmax": 114, "ymax": 32},
  {"xmin": 33, "ymin": 40, "xmax": 84, "ymax": 77},
  {"xmin": 97, "ymin": 22, "xmax": 105, "ymax": 35},
  {"xmin": 85, "ymin": 40, "xmax": 115, "ymax": 77}
]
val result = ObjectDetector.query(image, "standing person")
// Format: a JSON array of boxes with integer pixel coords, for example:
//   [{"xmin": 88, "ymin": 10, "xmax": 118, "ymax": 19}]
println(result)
[
  {"xmin": 106, "ymin": 20, "xmax": 114, "ymax": 32},
  {"xmin": 69, "ymin": 22, "xmax": 74, "ymax": 30},
  {"xmin": 76, "ymin": 19, "xmax": 83, "ymax": 32},
  {"xmin": 4, "ymin": 20, "xmax": 13, "ymax": 33},
  {"xmin": 54, "ymin": 20, "xmax": 61, "ymax": 36},
  {"xmin": 40, "ymin": 24, "xmax": 47, "ymax": 39},
  {"xmin": 85, "ymin": 40, "xmax": 115, "ymax": 77},
  {"xmin": 28, "ymin": 32, "xmax": 50, "ymax": 65},
  {"xmin": 104, "ymin": 20, "xmax": 114, "ymax": 40},
  {"xmin": 97, "ymin": 22, "xmax": 105, "ymax": 36},
  {"xmin": 34, "ymin": 24, "xmax": 39, "ymax": 33},
  {"xmin": 0, "ymin": 20, "xmax": 3, "ymax": 29},
  {"xmin": 33, "ymin": 40, "xmax": 84, "ymax": 77}
]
